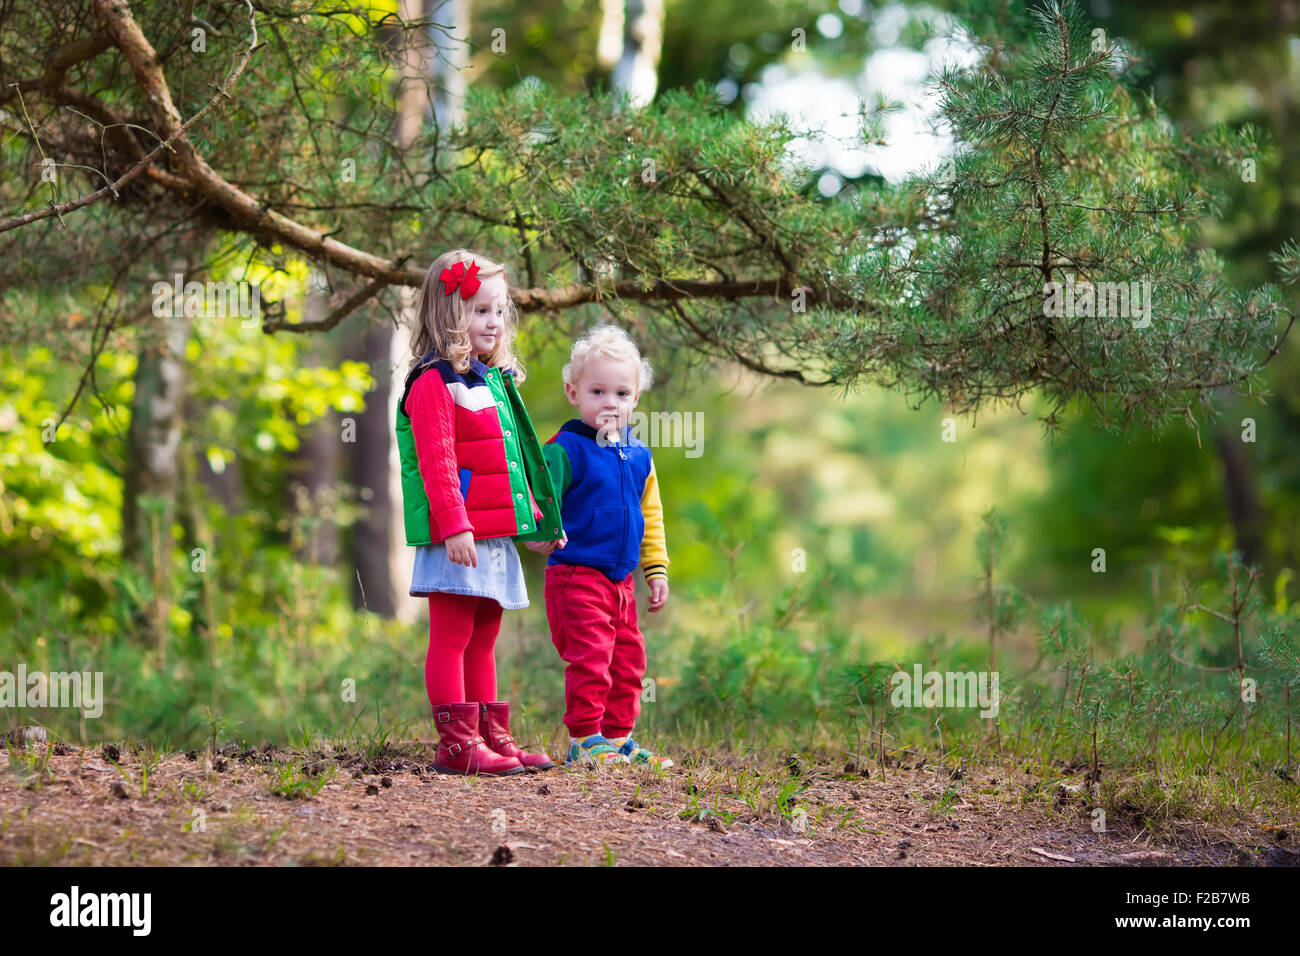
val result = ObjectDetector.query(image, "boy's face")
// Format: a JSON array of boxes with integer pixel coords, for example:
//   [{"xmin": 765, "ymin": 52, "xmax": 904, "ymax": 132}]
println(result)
[
  {"xmin": 465, "ymin": 274, "xmax": 507, "ymax": 359},
  {"xmin": 565, "ymin": 356, "xmax": 641, "ymax": 439}
]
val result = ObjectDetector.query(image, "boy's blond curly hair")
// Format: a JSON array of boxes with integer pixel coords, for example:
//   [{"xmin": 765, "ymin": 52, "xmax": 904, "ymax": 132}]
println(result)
[
  {"xmin": 562, "ymin": 324, "xmax": 654, "ymax": 393},
  {"xmin": 409, "ymin": 248, "xmax": 527, "ymax": 383}
]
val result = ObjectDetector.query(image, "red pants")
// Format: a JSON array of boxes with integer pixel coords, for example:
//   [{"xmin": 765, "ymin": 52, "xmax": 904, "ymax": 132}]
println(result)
[
  {"xmin": 425, "ymin": 592, "xmax": 502, "ymax": 706},
  {"xmin": 544, "ymin": 564, "xmax": 645, "ymax": 739}
]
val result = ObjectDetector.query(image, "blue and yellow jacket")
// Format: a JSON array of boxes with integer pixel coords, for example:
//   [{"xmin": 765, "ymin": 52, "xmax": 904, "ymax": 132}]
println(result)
[{"xmin": 542, "ymin": 419, "xmax": 668, "ymax": 584}]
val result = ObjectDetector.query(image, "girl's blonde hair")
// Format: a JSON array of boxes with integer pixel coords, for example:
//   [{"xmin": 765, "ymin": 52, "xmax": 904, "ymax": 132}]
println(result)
[
  {"xmin": 409, "ymin": 248, "xmax": 526, "ymax": 383},
  {"xmin": 563, "ymin": 324, "xmax": 654, "ymax": 393}
]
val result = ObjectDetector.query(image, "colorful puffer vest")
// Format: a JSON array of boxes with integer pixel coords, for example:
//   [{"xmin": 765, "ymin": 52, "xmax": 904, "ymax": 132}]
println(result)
[{"xmin": 395, "ymin": 353, "xmax": 563, "ymax": 546}]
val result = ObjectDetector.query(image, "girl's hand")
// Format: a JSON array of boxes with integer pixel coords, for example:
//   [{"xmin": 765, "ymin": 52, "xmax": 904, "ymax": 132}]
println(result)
[
  {"xmin": 524, "ymin": 532, "xmax": 566, "ymax": 556},
  {"xmin": 647, "ymin": 578, "xmax": 669, "ymax": 612},
  {"xmin": 445, "ymin": 530, "xmax": 477, "ymax": 567}
]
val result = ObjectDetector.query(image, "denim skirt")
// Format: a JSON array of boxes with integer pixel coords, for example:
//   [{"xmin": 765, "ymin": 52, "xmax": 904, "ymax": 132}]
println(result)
[{"xmin": 409, "ymin": 536, "xmax": 529, "ymax": 609}]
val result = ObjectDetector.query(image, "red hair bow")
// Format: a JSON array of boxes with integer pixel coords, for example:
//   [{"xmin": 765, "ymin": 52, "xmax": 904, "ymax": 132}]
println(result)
[{"xmin": 440, "ymin": 259, "xmax": 481, "ymax": 297}]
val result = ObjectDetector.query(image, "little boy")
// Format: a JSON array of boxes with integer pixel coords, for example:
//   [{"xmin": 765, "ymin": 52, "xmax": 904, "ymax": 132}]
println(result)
[{"xmin": 524, "ymin": 324, "xmax": 672, "ymax": 768}]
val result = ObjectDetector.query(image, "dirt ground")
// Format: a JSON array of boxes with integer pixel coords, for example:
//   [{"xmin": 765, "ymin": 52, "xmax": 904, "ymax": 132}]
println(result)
[{"xmin": 1, "ymin": 735, "xmax": 1295, "ymax": 866}]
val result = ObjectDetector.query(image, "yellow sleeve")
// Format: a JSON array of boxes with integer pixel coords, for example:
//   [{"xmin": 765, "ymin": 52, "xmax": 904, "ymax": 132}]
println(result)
[{"xmin": 640, "ymin": 460, "xmax": 669, "ymax": 584}]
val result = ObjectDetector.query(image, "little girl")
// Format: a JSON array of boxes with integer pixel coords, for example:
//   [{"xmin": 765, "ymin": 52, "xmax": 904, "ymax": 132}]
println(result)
[{"xmin": 396, "ymin": 248, "xmax": 567, "ymax": 776}]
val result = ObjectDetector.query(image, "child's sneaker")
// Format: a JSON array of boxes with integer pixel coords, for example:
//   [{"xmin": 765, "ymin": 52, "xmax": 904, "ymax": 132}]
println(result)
[
  {"xmin": 565, "ymin": 734, "xmax": 630, "ymax": 766},
  {"xmin": 615, "ymin": 736, "xmax": 673, "ymax": 769}
]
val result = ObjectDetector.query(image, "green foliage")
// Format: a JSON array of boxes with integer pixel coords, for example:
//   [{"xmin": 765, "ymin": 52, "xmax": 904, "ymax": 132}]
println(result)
[
  {"xmin": 0, "ymin": 348, "xmax": 125, "ymax": 570},
  {"xmin": 6, "ymin": 1, "xmax": 1290, "ymax": 438},
  {"xmin": 0, "ymin": 290, "xmax": 371, "ymax": 625},
  {"xmin": 882, "ymin": 0, "xmax": 1294, "ymax": 432}
]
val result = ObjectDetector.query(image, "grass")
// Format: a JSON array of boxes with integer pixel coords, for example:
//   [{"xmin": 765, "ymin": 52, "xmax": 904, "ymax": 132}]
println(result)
[
  {"xmin": 267, "ymin": 758, "xmax": 334, "ymax": 799},
  {"xmin": 3, "ymin": 737, "xmax": 54, "ymax": 790},
  {"xmin": 934, "ymin": 783, "xmax": 962, "ymax": 815}
]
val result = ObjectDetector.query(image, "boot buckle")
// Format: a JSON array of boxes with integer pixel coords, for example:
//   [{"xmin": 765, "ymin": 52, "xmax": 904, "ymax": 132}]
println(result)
[
  {"xmin": 436, "ymin": 711, "xmax": 451, "ymax": 723},
  {"xmin": 447, "ymin": 742, "xmax": 461, "ymax": 756}
]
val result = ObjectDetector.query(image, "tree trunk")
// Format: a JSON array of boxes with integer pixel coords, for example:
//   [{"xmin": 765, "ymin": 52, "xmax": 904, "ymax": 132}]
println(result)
[
  {"xmin": 347, "ymin": 0, "xmax": 469, "ymax": 620},
  {"xmin": 591, "ymin": 0, "xmax": 664, "ymax": 285},
  {"xmin": 1214, "ymin": 427, "xmax": 1265, "ymax": 570},
  {"xmin": 344, "ymin": 0, "xmax": 425, "ymax": 618},
  {"xmin": 347, "ymin": 319, "xmax": 399, "ymax": 616},
  {"xmin": 598, "ymin": 0, "xmax": 665, "ymax": 108},
  {"xmin": 289, "ymin": 280, "xmax": 341, "ymax": 566},
  {"xmin": 123, "ymin": 263, "xmax": 192, "ymax": 652}
]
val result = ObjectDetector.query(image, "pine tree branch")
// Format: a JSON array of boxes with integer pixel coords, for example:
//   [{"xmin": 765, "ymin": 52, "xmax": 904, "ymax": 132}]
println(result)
[
  {"xmin": 260, "ymin": 277, "xmax": 390, "ymax": 334},
  {"xmin": 0, "ymin": 7, "xmax": 257, "ymax": 235},
  {"xmin": 665, "ymin": 300, "xmax": 834, "ymax": 386},
  {"xmin": 0, "ymin": 79, "xmax": 232, "ymax": 234},
  {"xmin": 12, "ymin": 2, "xmax": 861, "ymax": 332},
  {"xmin": 89, "ymin": 0, "xmax": 401, "ymax": 282},
  {"xmin": 0, "ymin": 30, "xmax": 114, "ymax": 109}
]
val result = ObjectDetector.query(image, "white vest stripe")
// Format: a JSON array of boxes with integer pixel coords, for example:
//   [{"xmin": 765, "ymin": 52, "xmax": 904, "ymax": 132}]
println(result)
[{"xmin": 446, "ymin": 379, "xmax": 497, "ymax": 413}]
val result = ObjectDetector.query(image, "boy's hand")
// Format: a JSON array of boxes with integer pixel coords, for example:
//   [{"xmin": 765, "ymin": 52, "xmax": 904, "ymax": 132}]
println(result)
[
  {"xmin": 525, "ymin": 532, "xmax": 566, "ymax": 556},
  {"xmin": 647, "ymin": 578, "xmax": 669, "ymax": 612},
  {"xmin": 445, "ymin": 530, "xmax": 477, "ymax": 567}
]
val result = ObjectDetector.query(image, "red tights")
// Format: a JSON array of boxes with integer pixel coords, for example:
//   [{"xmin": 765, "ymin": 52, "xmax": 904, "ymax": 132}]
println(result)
[{"xmin": 425, "ymin": 592, "xmax": 503, "ymax": 706}]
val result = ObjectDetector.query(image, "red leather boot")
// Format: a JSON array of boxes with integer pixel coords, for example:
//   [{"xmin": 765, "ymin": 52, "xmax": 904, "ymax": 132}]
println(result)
[
  {"xmin": 431, "ymin": 702, "xmax": 524, "ymax": 776},
  {"xmin": 480, "ymin": 701, "xmax": 556, "ymax": 771}
]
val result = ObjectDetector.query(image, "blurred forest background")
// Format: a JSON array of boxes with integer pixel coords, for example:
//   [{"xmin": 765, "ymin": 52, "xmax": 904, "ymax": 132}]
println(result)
[{"xmin": 2, "ymin": 0, "xmax": 1298, "ymax": 774}]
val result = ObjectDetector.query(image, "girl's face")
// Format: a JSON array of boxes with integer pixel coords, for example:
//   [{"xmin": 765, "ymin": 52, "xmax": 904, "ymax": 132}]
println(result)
[
  {"xmin": 565, "ymin": 355, "xmax": 641, "ymax": 439},
  {"xmin": 464, "ymin": 273, "xmax": 508, "ymax": 359}
]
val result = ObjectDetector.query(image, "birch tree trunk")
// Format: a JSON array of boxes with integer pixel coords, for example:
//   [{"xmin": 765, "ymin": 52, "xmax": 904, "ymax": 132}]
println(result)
[
  {"xmin": 597, "ymin": 0, "xmax": 665, "ymax": 108},
  {"xmin": 123, "ymin": 256, "xmax": 193, "ymax": 653},
  {"xmin": 350, "ymin": 0, "xmax": 470, "ymax": 620},
  {"xmin": 591, "ymin": 0, "xmax": 664, "ymax": 285},
  {"xmin": 390, "ymin": 0, "xmax": 471, "ymax": 622}
]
